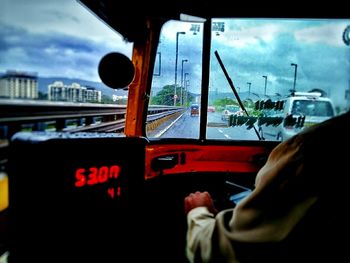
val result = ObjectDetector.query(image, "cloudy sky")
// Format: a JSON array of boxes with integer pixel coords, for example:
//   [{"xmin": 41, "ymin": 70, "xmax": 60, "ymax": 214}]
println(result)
[
  {"xmin": 0, "ymin": 0, "xmax": 132, "ymax": 81},
  {"xmin": 211, "ymin": 19, "xmax": 350, "ymax": 103},
  {"xmin": 1, "ymin": 0, "xmax": 350, "ymax": 108},
  {"xmin": 152, "ymin": 18, "xmax": 350, "ymax": 108}
]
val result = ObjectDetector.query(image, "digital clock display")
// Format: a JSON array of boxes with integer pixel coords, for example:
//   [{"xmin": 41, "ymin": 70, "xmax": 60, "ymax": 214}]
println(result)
[
  {"xmin": 74, "ymin": 165, "xmax": 122, "ymax": 198},
  {"xmin": 9, "ymin": 132, "xmax": 147, "ymax": 261}
]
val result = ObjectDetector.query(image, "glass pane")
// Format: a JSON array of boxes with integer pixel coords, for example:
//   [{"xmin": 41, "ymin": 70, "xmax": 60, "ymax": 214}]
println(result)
[
  {"xmin": 147, "ymin": 20, "xmax": 203, "ymax": 139},
  {"xmin": 207, "ymin": 18, "xmax": 350, "ymax": 141},
  {"xmin": 1, "ymin": 0, "xmax": 133, "ymax": 103},
  {"xmin": 0, "ymin": 0, "xmax": 133, "ymax": 136}
]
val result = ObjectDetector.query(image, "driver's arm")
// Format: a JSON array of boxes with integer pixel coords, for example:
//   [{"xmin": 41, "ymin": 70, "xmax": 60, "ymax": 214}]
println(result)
[{"xmin": 185, "ymin": 134, "xmax": 318, "ymax": 263}]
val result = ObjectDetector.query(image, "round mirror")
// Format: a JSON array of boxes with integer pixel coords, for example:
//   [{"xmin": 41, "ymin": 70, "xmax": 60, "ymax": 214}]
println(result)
[{"xmin": 98, "ymin": 52, "xmax": 135, "ymax": 89}]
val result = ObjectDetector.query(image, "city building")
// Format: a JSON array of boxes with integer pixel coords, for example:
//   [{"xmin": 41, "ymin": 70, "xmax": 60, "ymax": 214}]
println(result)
[
  {"xmin": 86, "ymin": 86, "xmax": 102, "ymax": 103},
  {"xmin": 0, "ymin": 70, "xmax": 38, "ymax": 99},
  {"xmin": 48, "ymin": 81, "xmax": 101, "ymax": 103}
]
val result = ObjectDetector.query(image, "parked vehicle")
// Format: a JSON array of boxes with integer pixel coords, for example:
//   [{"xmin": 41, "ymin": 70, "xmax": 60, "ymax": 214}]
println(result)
[
  {"xmin": 207, "ymin": 105, "xmax": 216, "ymax": 112},
  {"xmin": 259, "ymin": 92, "xmax": 335, "ymax": 141},
  {"xmin": 221, "ymin": 105, "xmax": 243, "ymax": 121}
]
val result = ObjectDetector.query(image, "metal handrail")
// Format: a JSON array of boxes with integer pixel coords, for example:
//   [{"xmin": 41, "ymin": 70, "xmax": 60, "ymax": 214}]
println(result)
[{"xmin": 0, "ymin": 99, "xmax": 184, "ymax": 138}]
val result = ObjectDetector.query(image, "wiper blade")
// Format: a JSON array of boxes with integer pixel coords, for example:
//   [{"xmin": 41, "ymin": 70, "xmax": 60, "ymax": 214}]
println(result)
[{"xmin": 214, "ymin": 50, "xmax": 262, "ymax": 140}]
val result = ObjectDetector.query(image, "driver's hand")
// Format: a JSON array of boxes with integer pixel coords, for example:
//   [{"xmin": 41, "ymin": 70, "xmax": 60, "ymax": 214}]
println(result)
[{"xmin": 184, "ymin": 191, "xmax": 218, "ymax": 215}]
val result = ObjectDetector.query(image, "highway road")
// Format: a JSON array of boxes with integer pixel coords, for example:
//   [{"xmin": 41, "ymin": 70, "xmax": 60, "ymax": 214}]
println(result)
[{"xmin": 149, "ymin": 108, "xmax": 259, "ymax": 140}]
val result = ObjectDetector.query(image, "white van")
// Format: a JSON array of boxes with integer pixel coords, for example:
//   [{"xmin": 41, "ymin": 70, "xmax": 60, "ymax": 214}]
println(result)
[{"xmin": 258, "ymin": 92, "xmax": 335, "ymax": 141}]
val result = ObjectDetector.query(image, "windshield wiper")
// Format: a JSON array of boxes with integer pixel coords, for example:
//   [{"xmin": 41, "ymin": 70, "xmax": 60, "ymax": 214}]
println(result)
[{"xmin": 214, "ymin": 50, "xmax": 262, "ymax": 141}]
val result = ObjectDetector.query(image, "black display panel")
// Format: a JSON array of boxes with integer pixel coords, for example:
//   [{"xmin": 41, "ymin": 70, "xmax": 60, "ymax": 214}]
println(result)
[{"xmin": 8, "ymin": 132, "xmax": 147, "ymax": 262}]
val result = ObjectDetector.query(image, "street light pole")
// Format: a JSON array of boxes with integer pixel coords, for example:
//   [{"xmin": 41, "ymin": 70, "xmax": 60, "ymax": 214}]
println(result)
[
  {"xmin": 174, "ymin": 31, "xmax": 186, "ymax": 106},
  {"xmin": 180, "ymin": 59, "xmax": 188, "ymax": 105},
  {"xmin": 184, "ymin": 73, "xmax": 189, "ymax": 106},
  {"xmin": 291, "ymin": 63, "xmax": 298, "ymax": 93},
  {"xmin": 247, "ymin": 82, "xmax": 251, "ymax": 98},
  {"xmin": 262, "ymin": 75, "xmax": 267, "ymax": 96}
]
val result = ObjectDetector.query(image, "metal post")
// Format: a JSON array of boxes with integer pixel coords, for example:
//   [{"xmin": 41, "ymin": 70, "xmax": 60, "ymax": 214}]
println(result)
[
  {"xmin": 262, "ymin": 75, "xmax": 267, "ymax": 96},
  {"xmin": 180, "ymin": 59, "xmax": 188, "ymax": 105},
  {"xmin": 291, "ymin": 63, "xmax": 297, "ymax": 93},
  {"xmin": 174, "ymin": 31, "xmax": 186, "ymax": 105},
  {"xmin": 247, "ymin": 82, "xmax": 251, "ymax": 98},
  {"xmin": 184, "ymin": 73, "xmax": 189, "ymax": 106}
]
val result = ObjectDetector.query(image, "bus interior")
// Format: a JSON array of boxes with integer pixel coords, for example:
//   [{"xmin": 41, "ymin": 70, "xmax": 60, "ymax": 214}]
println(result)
[{"xmin": 1, "ymin": 0, "xmax": 349, "ymax": 262}]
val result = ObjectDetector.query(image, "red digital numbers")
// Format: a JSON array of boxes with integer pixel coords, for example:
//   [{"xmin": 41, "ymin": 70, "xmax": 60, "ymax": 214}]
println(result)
[
  {"xmin": 107, "ymin": 187, "xmax": 121, "ymax": 199},
  {"xmin": 74, "ymin": 165, "xmax": 121, "ymax": 187}
]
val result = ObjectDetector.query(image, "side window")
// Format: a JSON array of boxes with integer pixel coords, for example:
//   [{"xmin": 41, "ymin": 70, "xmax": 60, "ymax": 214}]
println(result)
[
  {"xmin": 0, "ymin": 1, "xmax": 133, "ymax": 138},
  {"xmin": 147, "ymin": 20, "xmax": 203, "ymax": 139},
  {"xmin": 207, "ymin": 18, "xmax": 350, "ymax": 141}
]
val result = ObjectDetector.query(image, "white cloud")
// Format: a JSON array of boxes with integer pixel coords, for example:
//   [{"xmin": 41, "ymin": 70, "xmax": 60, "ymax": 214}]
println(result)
[
  {"xmin": 1, "ymin": 0, "xmax": 132, "ymax": 55},
  {"xmin": 44, "ymin": 46, "xmax": 60, "ymax": 55},
  {"xmin": 161, "ymin": 21, "xmax": 193, "ymax": 41},
  {"xmin": 219, "ymin": 22, "xmax": 283, "ymax": 48},
  {"xmin": 295, "ymin": 23, "xmax": 349, "ymax": 46},
  {"xmin": 2, "ymin": 47, "xmax": 28, "ymax": 63},
  {"xmin": 0, "ymin": 0, "xmax": 134, "ymax": 82}
]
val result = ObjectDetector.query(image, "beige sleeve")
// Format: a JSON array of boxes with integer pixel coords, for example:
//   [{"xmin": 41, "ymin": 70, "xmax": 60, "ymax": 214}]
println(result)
[
  {"xmin": 186, "ymin": 207, "xmax": 216, "ymax": 263},
  {"xmin": 186, "ymin": 136, "xmax": 318, "ymax": 263}
]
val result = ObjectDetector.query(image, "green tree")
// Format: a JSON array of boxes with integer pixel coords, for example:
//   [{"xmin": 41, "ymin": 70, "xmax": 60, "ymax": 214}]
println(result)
[
  {"xmin": 212, "ymin": 98, "xmax": 238, "ymax": 108},
  {"xmin": 151, "ymin": 85, "xmax": 194, "ymax": 106},
  {"xmin": 151, "ymin": 85, "xmax": 174, "ymax": 105},
  {"xmin": 101, "ymin": 94, "xmax": 115, "ymax": 104}
]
